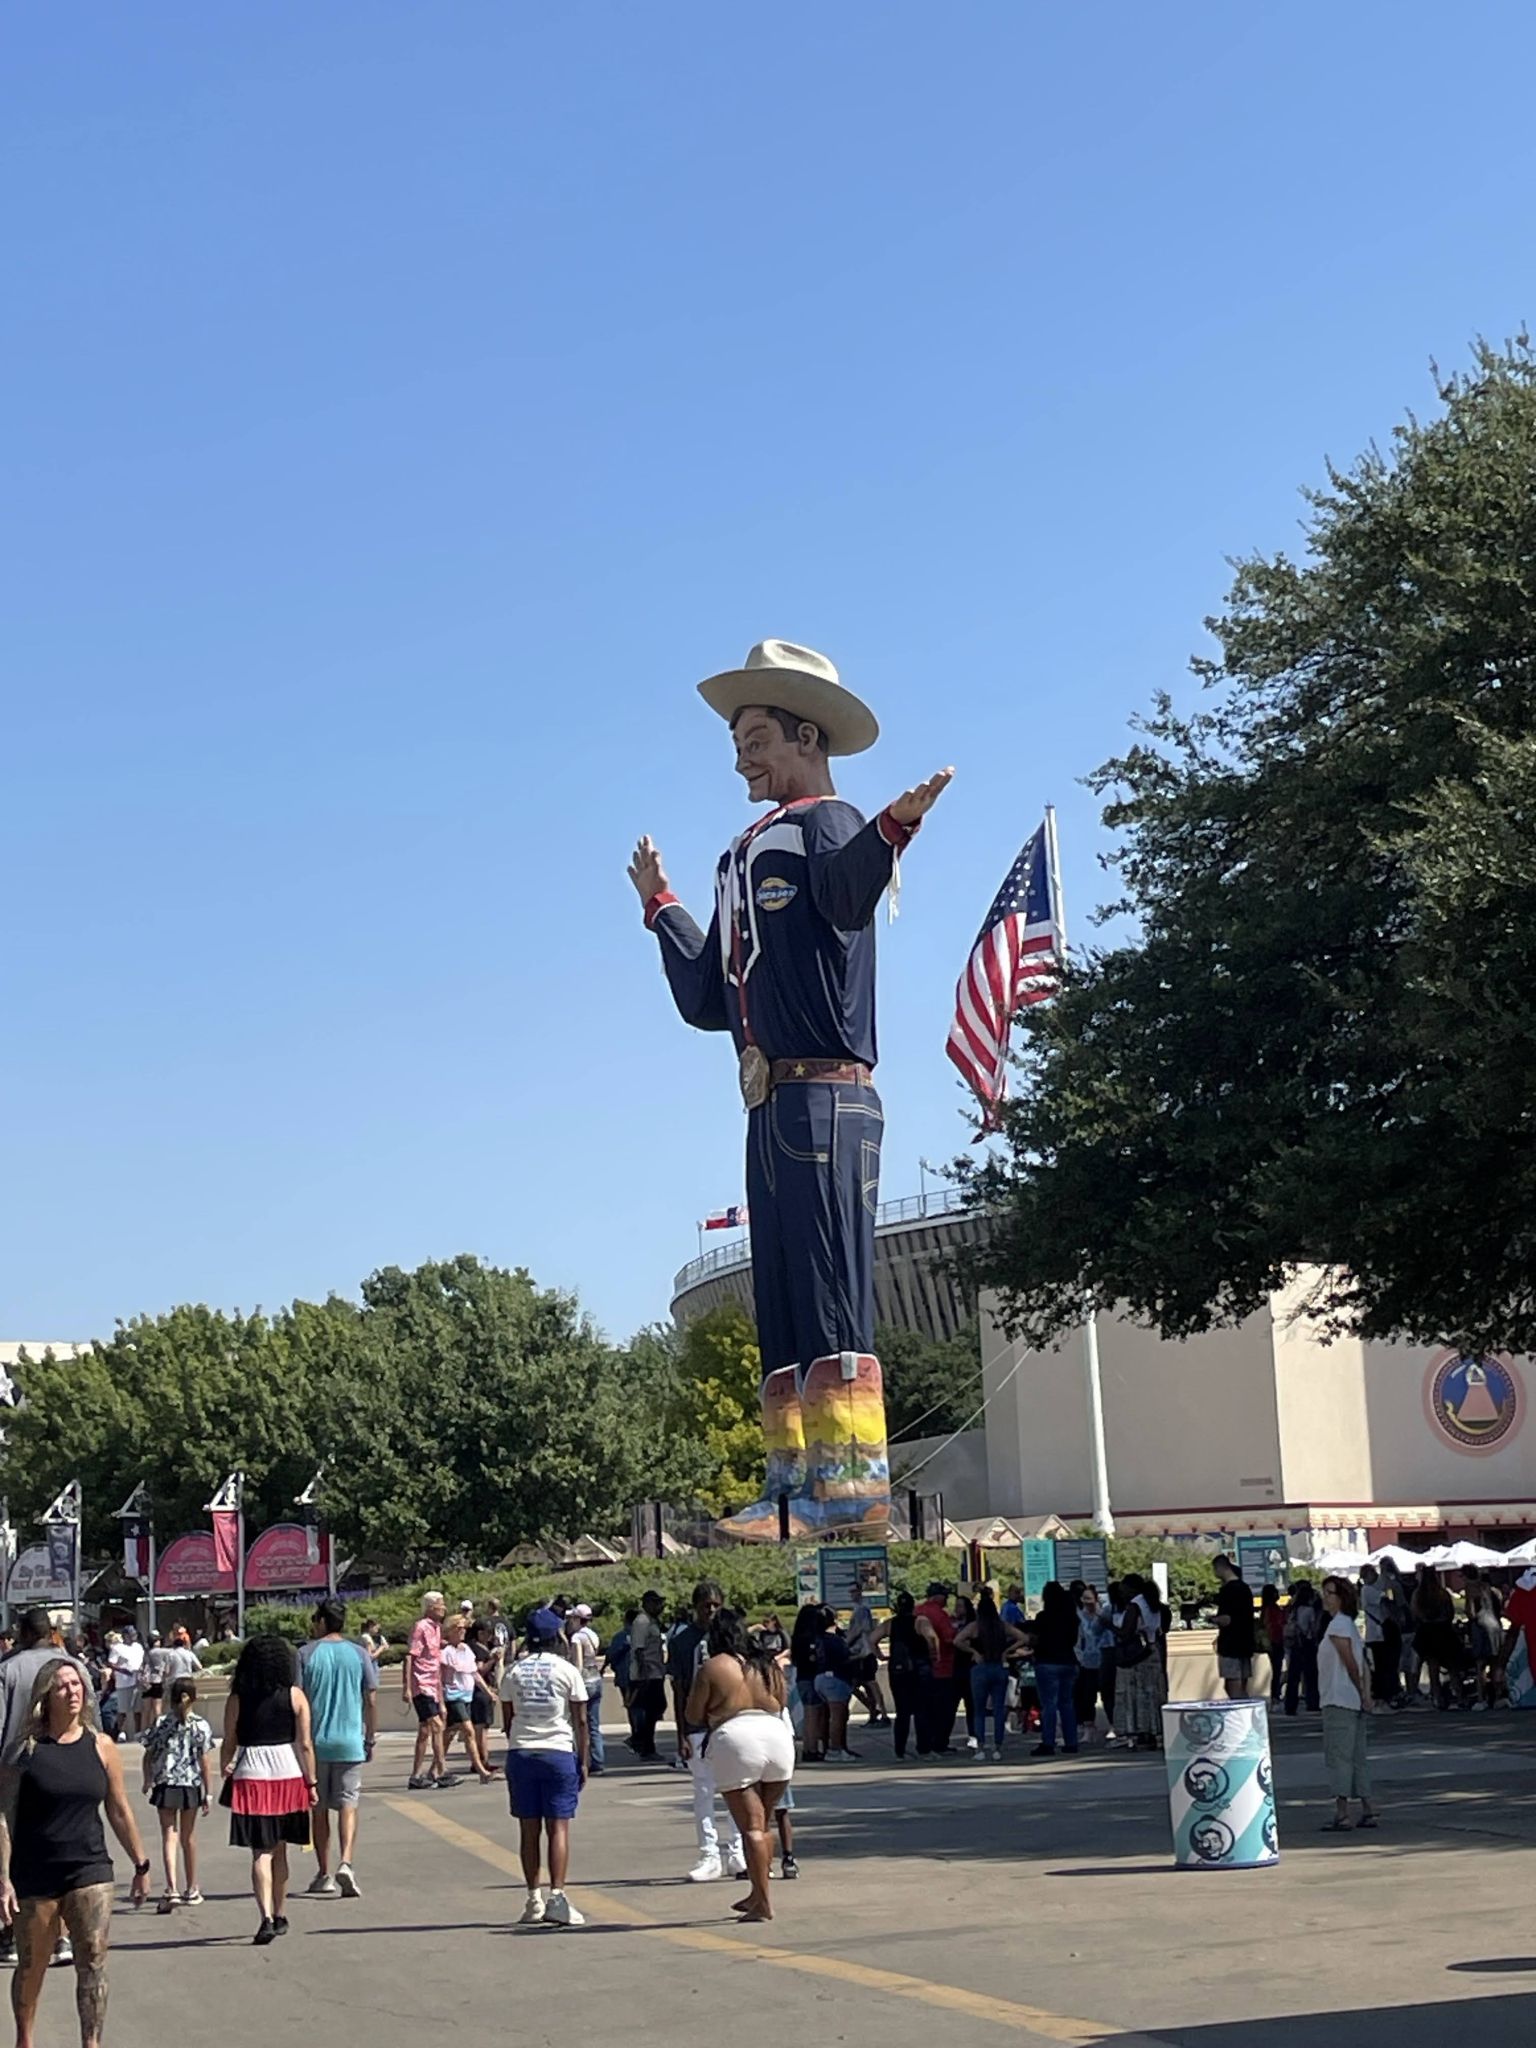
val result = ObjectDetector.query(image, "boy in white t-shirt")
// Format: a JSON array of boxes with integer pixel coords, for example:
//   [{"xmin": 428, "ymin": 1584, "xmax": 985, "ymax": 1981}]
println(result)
[{"xmin": 506, "ymin": 1608, "xmax": 590, "ymax": 1929}]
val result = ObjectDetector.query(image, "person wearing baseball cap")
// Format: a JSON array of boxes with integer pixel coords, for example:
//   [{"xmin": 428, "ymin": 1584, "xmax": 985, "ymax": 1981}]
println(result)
[
  {"xmin": 505, "ymin": 1609, "xmax": 590, "ymax": 1928},
  {"xmin": 565, "ymin": 1607, "xmax": 605, "ymax": 1776}
]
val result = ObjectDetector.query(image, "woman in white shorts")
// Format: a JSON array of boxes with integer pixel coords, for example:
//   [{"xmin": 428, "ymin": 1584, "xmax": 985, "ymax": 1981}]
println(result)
[{"xmin": 685, "ymin": 1611, "xmax": 794, "ymax": 1923}]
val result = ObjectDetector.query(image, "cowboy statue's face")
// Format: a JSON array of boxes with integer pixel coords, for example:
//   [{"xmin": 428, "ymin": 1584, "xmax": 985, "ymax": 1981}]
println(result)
[{"xmin": 731, "ymin": 705, "xmax": 824, "ymax": 805}]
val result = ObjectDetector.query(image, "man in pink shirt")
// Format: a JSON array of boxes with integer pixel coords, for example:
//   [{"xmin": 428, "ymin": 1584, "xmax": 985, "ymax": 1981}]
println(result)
[{"xmin": 404, "ymin": 1590, "xmax": 449, "ymax": 1788}]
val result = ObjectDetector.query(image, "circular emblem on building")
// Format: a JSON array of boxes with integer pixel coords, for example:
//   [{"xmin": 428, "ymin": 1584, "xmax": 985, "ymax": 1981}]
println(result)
[
  {"xmin": 1424, "ymin": 1351, "xmax": 1524, "ymax": 1456},
  {"xmin": 1261, "ymin": 1809, "xmax": 1279, "ymax": 1856},
  {"xmin": 1189, "ymin": 1817, "xmax": 1235, "ymax": 1864},
  {"xmin": 1183, "ymin": 1759, "xmax": 1231, "ymax": 1807}
]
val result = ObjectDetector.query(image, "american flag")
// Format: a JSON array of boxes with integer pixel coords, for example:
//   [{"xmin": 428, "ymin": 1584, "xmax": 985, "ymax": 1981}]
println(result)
[
  {"xmin": 946, "ymin": 821, "xmax": 1062, "ymax": 1124},
  {"xmin": 702, "ymin": 1205, "xmax": 749, "ymax": 1231}
]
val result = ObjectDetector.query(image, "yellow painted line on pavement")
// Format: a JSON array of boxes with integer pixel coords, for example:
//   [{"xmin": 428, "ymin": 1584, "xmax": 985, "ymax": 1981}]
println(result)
[{"xmin": 383, "ymin": 1795, "xmax": 1163, "ymax": 2047}]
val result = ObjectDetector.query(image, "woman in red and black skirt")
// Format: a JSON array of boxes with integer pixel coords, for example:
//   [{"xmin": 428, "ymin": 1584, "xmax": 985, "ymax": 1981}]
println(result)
[{"xmin": 220, "ymin": 1635, "xmax": 318, "ymax": 1945}]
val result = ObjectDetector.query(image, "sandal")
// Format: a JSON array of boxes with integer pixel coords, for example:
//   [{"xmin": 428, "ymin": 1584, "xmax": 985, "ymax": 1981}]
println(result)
[{"xmin": 1320, "ymin": 1818, "xmax": 1354, "ymax": 1832}]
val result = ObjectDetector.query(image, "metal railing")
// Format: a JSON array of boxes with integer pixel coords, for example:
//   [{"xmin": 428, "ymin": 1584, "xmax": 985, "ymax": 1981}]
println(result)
[{"xmin": 672, "ymin": 1186, "xmax": 970, "ymax": 1297}]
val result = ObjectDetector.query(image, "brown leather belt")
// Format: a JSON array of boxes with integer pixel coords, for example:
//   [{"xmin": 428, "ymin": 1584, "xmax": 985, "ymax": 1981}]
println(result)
[{"xmin": 769, "ymin": 1059, "xmax": 874, "ymax": 1086}]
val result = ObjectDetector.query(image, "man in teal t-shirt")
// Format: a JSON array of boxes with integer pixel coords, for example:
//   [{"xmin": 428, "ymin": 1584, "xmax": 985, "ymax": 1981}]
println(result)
[{"xmin": 298, "ymin": 1599, "xmax": 378, "ymax": 1898}]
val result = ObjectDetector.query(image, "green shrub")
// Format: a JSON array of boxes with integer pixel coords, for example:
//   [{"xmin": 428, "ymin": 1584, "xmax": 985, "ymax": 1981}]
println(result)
[{"xmin": 225, "ymin": 1542, "xmax": 960, "ymax": 1646}]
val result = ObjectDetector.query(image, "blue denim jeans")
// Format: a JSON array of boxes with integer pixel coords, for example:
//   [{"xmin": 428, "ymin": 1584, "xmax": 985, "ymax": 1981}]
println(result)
[
  {"xmin": 969, "ymin": 1661, "xmax": 1009, "ymax": 1746},
  {"xmin": 585, "ymin": 1681, "xmax": 605, "ymax": 1770},
  {"xmin": 1035, "ymin": 1662, "xmax": 1079, "ymax": 1751}
]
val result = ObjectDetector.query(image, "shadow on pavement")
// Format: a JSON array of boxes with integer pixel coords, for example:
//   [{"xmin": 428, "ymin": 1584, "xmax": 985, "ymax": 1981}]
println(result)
[
  {"xmin": 1143, "ymin": 1993, "xmax": 1536, "ymax": 2046},
  {"xmin": 1446, "ymin": 1960, "xmax": 1536, "ymax": 1975}
]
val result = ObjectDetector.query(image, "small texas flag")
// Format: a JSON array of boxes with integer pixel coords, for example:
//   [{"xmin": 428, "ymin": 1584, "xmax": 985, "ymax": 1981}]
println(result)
[{"xmin": 702, "ymin": 1206, "xmax": 749, "ymax": 1231}]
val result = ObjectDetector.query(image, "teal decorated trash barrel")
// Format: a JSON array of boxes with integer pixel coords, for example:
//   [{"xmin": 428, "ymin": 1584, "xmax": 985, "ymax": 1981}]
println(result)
[{"xmin": 1161, "ymin": 1699, "xmax": 1278, "ymax": 1871}]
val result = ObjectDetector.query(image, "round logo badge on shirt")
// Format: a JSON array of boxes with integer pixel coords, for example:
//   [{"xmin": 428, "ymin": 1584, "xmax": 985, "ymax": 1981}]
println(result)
[
  {"xmin": 1423, "ymin": 1351, "xmax": 1523, "ymax": 1455},
  {"xmin": 754, "ymin": 877, "xmax": 797, "ymax": 911}
]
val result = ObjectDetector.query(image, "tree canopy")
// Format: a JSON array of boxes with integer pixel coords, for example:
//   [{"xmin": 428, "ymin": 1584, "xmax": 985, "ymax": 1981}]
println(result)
[
  {"xmin": 962, "ymin": 339, "xmax": 1536, "ymax": 1354},
  {"xmin": 1, "ymin": 1256, "xmax": 693, "ymax": 1566}
]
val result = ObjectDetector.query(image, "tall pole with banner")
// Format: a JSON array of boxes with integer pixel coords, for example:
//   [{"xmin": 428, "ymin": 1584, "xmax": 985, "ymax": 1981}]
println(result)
[
  {"xmin": 115, "ymin": 1483, "xmax": 156, "ymax": 1636},
  {"xmin": 206, "ymin": 1471, "xmax": 246, "ymax": 1638},
  {"xmin": 41, "ymin": 1480, "xmax": 82, "ymax": 1626},
  {"xmin": 1044, "ymin": 806, "xmax": 1115, "ymax": 1537}
]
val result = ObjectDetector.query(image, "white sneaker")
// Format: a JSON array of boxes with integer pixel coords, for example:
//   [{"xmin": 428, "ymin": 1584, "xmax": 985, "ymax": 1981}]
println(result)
[
  {"xmin": 965, "ymin": 1736, "xmax": 979, "ymax": 1751},
  {"xmin": 725, "ymin": 1842, "xmax": 747, "ymax": 1877},
  {"xmin": 336, "ymin": 1864, "xmax": 362, "ymax": 1899},
  {"xmin": 545, "ymin": 1891, "xmax": 585, "ymax": 1928},
  {"xmin": 687, "ymin": 1853, "xmax": 723, "ymax": 1883},
  {"xmin": 518, "ymin": 1891, "xmax": 546, "ymax": 1925}
]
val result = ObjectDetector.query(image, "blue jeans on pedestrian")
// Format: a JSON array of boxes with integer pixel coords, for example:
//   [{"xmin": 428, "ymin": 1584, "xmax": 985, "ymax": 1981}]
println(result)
[
  {"xmin": 1035, "ymin": 1663, "xmax": 1079, "ymax": 1752},
  {"xmin": 969, "ymin": 1661, "xmax": 1009, "ymax": 1747},
  {"xmin": 586, "ymin": 1681, "xmax": 605, "ymax": 1771}
]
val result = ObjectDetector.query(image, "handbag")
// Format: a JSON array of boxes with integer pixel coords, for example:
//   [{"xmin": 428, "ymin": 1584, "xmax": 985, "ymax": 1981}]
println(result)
[{"xmin": 217, "ymin": 1746, "xmax": 240, "ymax": 1808}]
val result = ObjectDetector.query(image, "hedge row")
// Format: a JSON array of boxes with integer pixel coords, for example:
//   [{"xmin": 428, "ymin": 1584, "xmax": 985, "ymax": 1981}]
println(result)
[
  {"xmin": 234, "ymin": 1538, "xmax": 1222, "ymax": 1649},
  {"xmin": 240, "ymin": 1542, "xmax": 959, "ymax": 1645}
]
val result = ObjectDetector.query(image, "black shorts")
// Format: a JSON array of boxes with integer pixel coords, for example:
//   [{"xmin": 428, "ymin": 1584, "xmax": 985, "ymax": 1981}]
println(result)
[
  {"xmin": 445, "ymin": 1698, "xmax": 472, "ymax": 1725},
  {"xmin": 149, "ymin": 1784, "xmax": 201, "ymax": 1811},
  {"xmin": 853, "ymin": 1654, "xmax": 879, "ymax": 1684},
  {"xmin": 411, "ymin": 1693, "xmax": 443, "ymax": 1723},
  {"xmin": 470, "ymin": 1694, "xmax": 494, "ymax": 1728},
  {"xmin": 142, "ymin": 1685, "xmax": 164, "ymax": 1702}
]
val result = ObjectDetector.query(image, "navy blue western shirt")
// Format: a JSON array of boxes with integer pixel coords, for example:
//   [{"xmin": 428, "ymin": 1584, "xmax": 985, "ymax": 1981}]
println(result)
[{"xmin": 645, "ymin": 796, "xmax": 912, "ymax": 1067}]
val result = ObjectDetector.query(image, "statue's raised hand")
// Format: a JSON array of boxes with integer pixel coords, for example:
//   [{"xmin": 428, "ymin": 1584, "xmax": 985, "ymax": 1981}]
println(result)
[
  {"xmin": 628, "ymin": 835, "xmax": 670, "ymax": 904},
  {"xmin": 886, "ymin": 767, "xmax": 954, "ymax": 828}
]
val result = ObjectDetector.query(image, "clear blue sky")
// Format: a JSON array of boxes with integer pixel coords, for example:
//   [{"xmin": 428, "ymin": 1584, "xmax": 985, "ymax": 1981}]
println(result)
[{"xmin": 9, "ymin": 4, "xmax": 1534, "ymax": 1347}]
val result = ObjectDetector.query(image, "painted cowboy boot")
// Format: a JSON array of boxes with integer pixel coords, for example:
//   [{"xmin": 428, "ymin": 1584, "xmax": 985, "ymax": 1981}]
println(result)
[
  {"xmin": 795, "ymin": 1351, "xmax": 892, "ymax": 1534},
  {"xmin": 716, "ymin": 1365, "xmax": 813, "ymax": 1541}
]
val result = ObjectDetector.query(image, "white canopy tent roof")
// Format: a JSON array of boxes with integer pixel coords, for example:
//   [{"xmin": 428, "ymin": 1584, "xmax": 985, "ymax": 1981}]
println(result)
[{"xmin": 1416, "ymin": 1540, "xmax": 1512, "ymax": 1569}]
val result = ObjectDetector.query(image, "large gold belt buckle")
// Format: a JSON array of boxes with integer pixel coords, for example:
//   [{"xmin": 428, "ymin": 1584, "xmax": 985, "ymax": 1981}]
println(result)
[{"xmin": 739, "ymin": 1045, "xmax": 772, "ymax": 1111}]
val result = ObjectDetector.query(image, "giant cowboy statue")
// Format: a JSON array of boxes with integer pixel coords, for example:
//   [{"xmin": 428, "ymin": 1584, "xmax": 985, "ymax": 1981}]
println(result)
[{"xmin": 628, "ymin": 640, "xmax": 952, "ymax": 1539}]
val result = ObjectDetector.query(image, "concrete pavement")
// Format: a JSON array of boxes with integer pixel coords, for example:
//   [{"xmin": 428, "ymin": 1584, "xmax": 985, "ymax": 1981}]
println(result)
[{"xmin": 52, "ymin": 1704, "xmax": 1536, "ymax": 2048}]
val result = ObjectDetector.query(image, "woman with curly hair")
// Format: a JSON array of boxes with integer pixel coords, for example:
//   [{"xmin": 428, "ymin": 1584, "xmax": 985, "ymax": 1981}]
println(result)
[
  {"xmin": 0, "ymin": 1656, "xmax": 151, "ymax": 2048},
  {"xmin": 221, "ymin": 1634, "xmax": 318, "ymax": 1945}
]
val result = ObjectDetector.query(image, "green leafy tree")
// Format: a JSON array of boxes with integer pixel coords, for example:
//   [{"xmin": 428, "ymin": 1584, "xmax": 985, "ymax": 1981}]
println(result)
[
  {"xmin": 962, "ymin": 339, "xmax": 1536, "ymax": 1354},
  {"xmin": 667, "ymin": 1303, "xmax": 765, "ymax": 1516},
  {"xmin": 878, "ymin": 1319, "xmax": 982, "ymax": 1440},
  {"xmin": 1, "ymin": 1258, "xmax": 696, "ymax": 1568},
  {"xmin": 353, "ymin": 1255, "xmax": 659, "ymax": 1564}
]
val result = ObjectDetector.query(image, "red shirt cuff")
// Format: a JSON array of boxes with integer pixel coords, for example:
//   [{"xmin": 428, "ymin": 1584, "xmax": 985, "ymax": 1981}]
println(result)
[
  {"xmin": 878, "ymin": 809, "xmax": 918, "ymax": 850},
  {"xmin": 644, "ymin": 890, "xmax": 680, "ymax": 931}
]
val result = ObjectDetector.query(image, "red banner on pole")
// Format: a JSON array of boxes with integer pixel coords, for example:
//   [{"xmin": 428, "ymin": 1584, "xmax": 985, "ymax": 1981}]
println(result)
[{"xmin": 210, "ymin": 1512, "xmax": 240, "ymax": 1578}]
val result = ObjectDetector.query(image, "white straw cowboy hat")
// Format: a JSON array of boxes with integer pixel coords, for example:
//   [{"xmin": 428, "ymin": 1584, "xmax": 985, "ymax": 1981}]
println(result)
[{"xmin": 697, "ymin": 639, "xmax": 878, "ymax": 757}]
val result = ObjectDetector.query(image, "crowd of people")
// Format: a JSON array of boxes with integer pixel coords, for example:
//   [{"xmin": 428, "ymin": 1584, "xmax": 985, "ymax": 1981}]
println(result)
[
  {"xmin": 1211, "ymin": 1552, "xmax": 1536, "ymax": 1715},
  {"xmin": 2, "ymin": 1554, "xmax": 1533, "ymax": 2044}
]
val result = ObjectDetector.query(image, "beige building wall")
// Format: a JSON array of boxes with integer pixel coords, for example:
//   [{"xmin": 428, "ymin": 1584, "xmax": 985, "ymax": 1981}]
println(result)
[
  {"xmin": 1269, "ymin": 1273, "xmax": 1372, "ymax": 1503},
  {"xmin": 1359, "ymin": 1338, "xmax": 1536, "ymax": 1505},
  {"xmin": 982, "ymin": 1296, "xmax": 1285, "ymax": 1520}
]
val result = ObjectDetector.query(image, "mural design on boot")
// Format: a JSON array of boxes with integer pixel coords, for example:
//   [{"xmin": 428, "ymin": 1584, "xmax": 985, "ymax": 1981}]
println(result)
[
  {"xmin": 717, "ymin": 1365, "xmax": 812, "ymax": 1541},
  {"xmin": 795, "ymin": 1352, "xmax": 891, "ymax": 1535}
]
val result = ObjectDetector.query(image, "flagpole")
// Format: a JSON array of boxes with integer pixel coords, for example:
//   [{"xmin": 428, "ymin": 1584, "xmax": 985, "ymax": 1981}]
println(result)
[
  {"xmin": 1044, "ymin": 805, "xmax": 1115, "ymax": 1538},
  {"xmin": 236, "ymin": 1472, "xmax": 246, "ymax": 1640}
]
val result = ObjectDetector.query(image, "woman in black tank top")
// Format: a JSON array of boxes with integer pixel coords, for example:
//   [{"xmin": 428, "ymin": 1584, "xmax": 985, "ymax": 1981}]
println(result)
[{"xmin": 0, "ymin": 1654, "xmax": 150, "ymax": 2047}]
